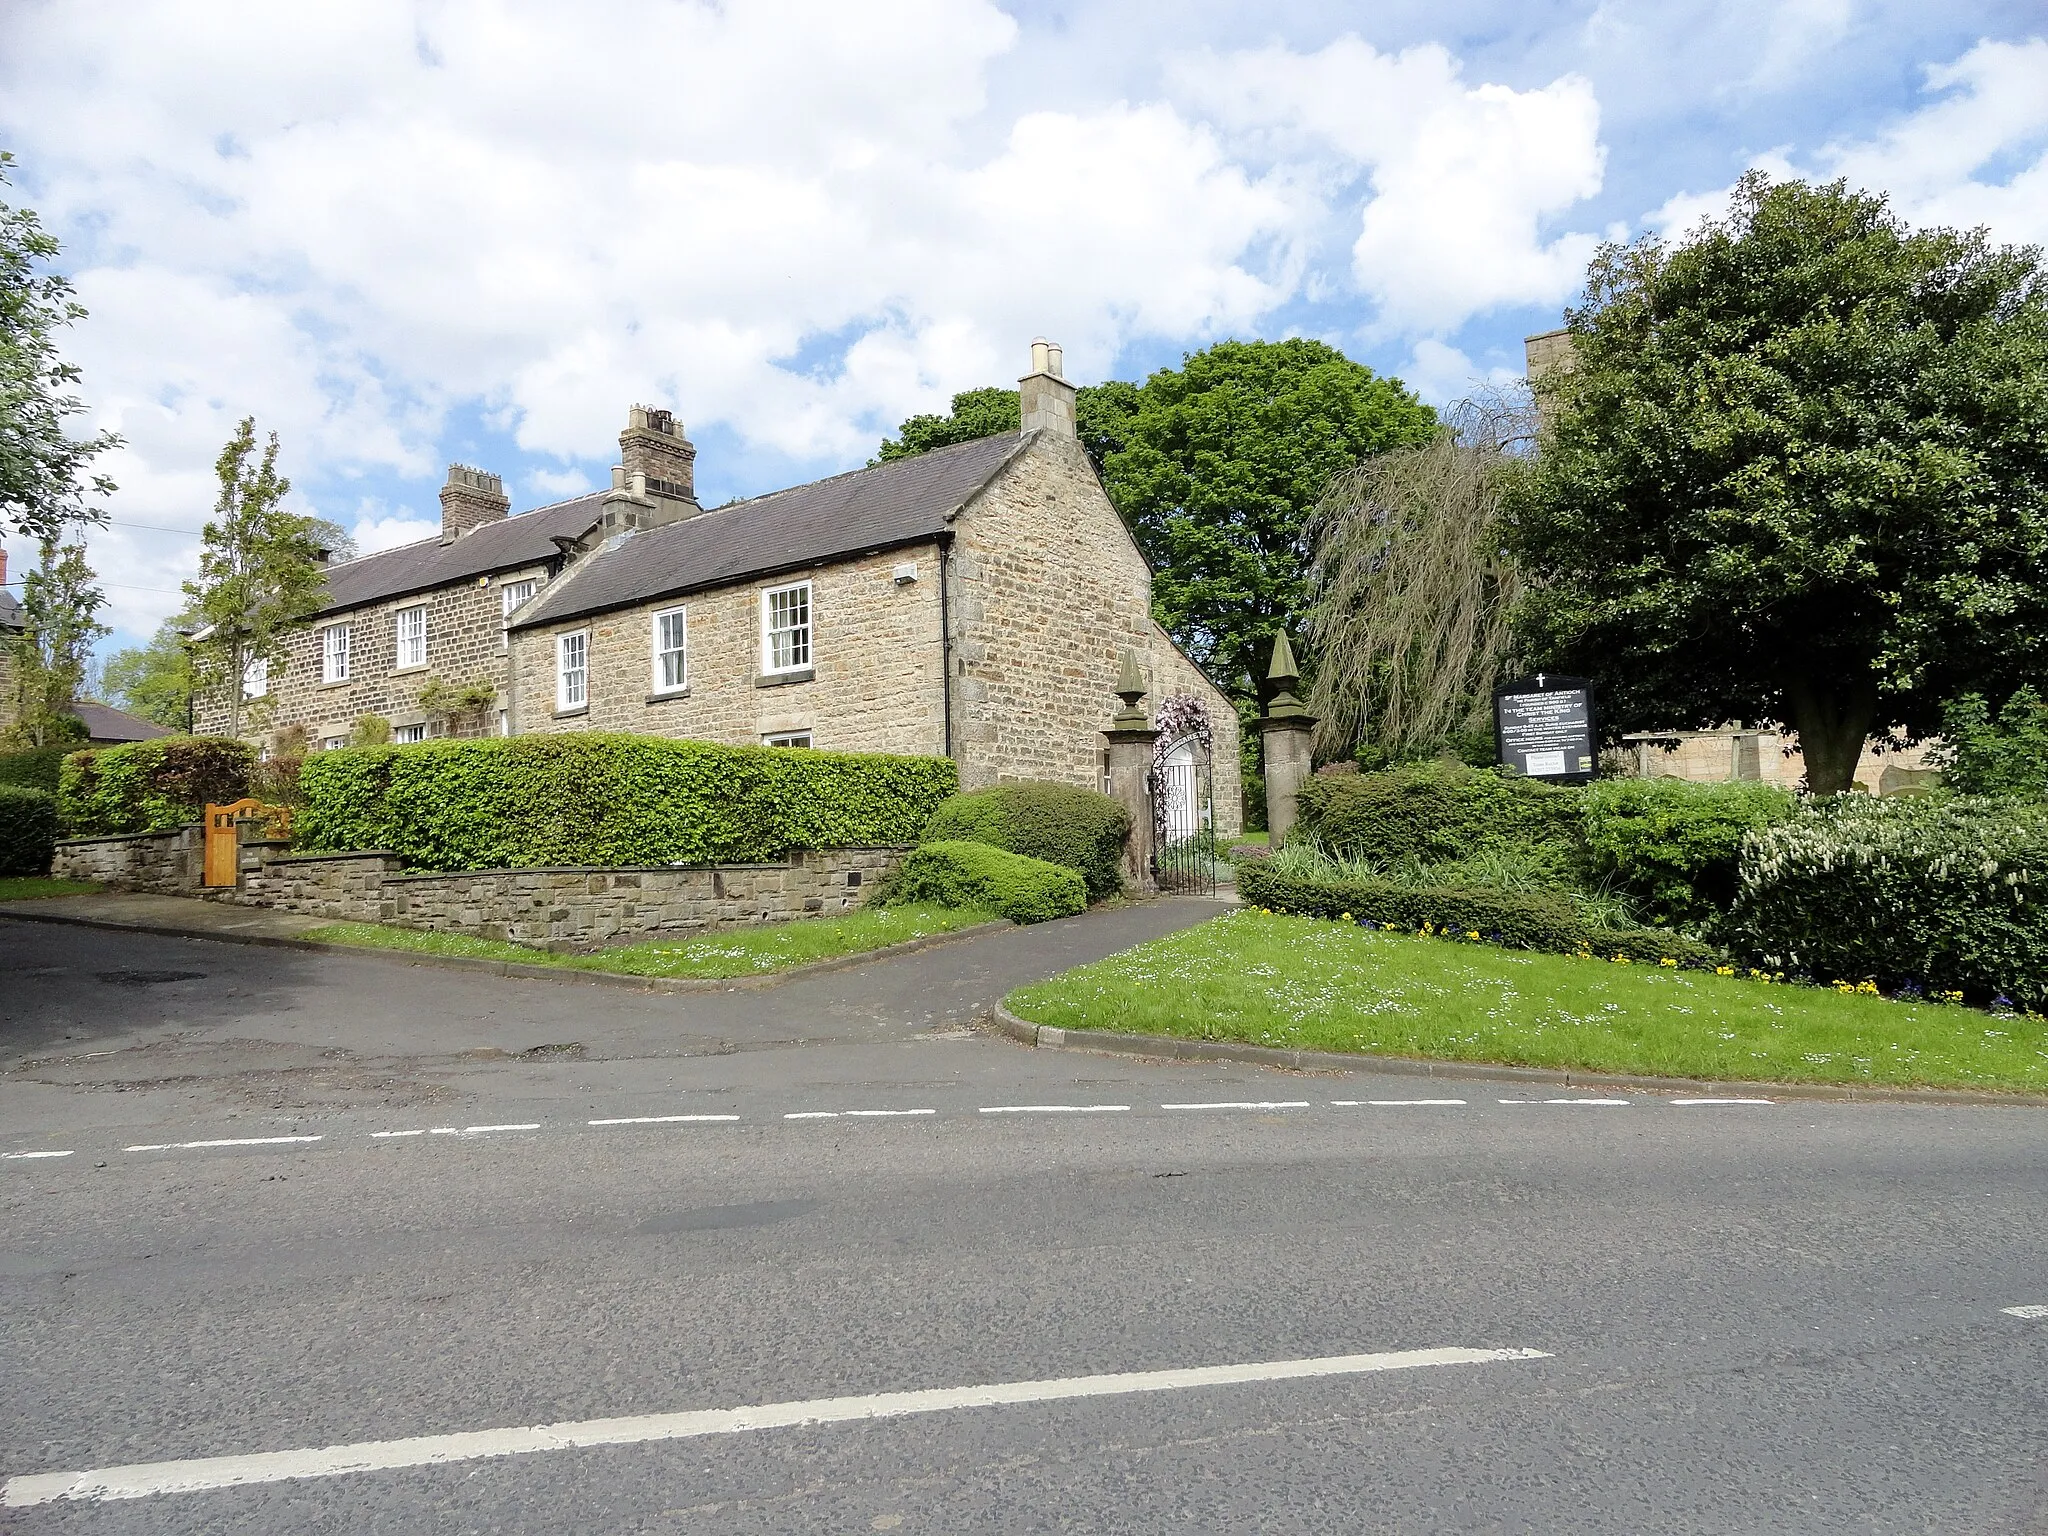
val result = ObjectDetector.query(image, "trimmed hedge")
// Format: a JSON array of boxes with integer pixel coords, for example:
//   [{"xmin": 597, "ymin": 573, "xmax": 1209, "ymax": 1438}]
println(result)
[
  {"xmin": 1236, "ymin": 859, "xmax": 1717, "ymax": 967},
  {"xmin": 58, "ymin": 737, "xmax": 256, "ymax": 837},
  {"xmin": 886, "ymin": 839, "xmax": 1086, "ymax": 924},
  {"xmin": 1724, "ymin": 794, "xmax": 2048, "ymax": 1006},
  {"xmin": 920, "ymin": 782, "xmax": 1130, "ymax": 899},
  {"xmin": 1294, "ymin": 761, "xmax": 1582, "ymax": 874},
  {"xmin": 0, "ymin": 785, "xmax": 58, "ymax": 875},
  {"xmin": 0, "ymin": 746, "xmax": 70, "ymax": 794},
  {"xmin": 294, "ymin": 733, "xmax": 957, "ymax": 870},
  {"xmin": 1580, "ymin": 778, "xmax": 1796, "ymax": 926}
]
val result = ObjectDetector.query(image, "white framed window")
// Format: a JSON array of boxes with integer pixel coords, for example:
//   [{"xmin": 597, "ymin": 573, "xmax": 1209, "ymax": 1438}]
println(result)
[
  {"xmin": 761, "ymin": 580, "xmax": 812, "ymax": 673},
  {"xmin": 556, "ymin": 630, "xmax": 588, "ymax": 711},
  {"xmin": 321, "ymin": 624, "xmax": 352, "ymax": 684},
  {"xmin": 497, "ymin": 710, "xmax": 510, "ymax": 737},
  {"xmin": 242, "ymin": 656, "xmax": 269, "ymax": 699},
  {"xmin": 322, "ymin": 736, "xmax": 346, "ymax": 751},
  {"xmin": 392, "ymin": 723, "xmax": 426, "ymax": 744},
  {"xmin": 500, "ymin": 578, "xmax": 538, "ymax": 620},
  {"xmin": 763, "ymin": 731, "xmax": 813, "ymax": 749},
  {"xmin": 395, "ymin": 605, "xmax": 428, "ymax": 669},
  {"xmin": 651, "ymin": 605, "xmax": 688, "ymax": 694}
]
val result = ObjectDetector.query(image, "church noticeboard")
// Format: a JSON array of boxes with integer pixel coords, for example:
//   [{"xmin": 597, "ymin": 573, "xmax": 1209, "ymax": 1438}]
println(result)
[{"xmin": 1493, "ymin": 675, "xmax": 1596, "ymax": 782}]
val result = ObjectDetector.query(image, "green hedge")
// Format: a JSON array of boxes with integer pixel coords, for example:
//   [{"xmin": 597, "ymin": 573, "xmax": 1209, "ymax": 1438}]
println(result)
[
  {"xmin": 58, "ymin": 737, "xmax": 255, "ymax": 837},
  {"xmin": 920, "ymin": 782, "xmax": 1130, "ymax": 899},
  {"xmin": 1294, "ymin": 761, "xmax": 1582, "ymax": 876},
  {"xmin": 1236, "ymin": 859, "xmax": 1717, "ymax": 967},
  {"xmin": 1724, "ymin": 794, "xmax": 2048, "ymax": 1006},
  {"xmin": 295, "ymin": 733, "xmax": 957, "ymax": 869},
  {"xmin": 1580, "ymin": 778, "xmax": 1796, "ymax": 926},
  {"xmin": 886, "ymin": 839, "xmax": 1086, "ymax": 924},
  {"xmin": 0, "ymin": 746, "xmax": 70, "ymax": 794},
  {"xmin": 0, "ymin": 785, "xmax": 58, "ymax": 875}
]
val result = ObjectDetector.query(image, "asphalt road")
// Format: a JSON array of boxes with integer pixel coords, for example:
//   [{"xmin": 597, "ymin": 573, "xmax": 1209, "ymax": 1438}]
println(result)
[{"xmin": 3, "ymin": 914, "xmax": 2045, "ymax": 1532}]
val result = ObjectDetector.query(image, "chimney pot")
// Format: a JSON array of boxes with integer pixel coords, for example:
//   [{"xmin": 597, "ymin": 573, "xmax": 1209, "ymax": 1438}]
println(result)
[
  {"xmin": 619, "ymin": 402, "xmax": 697, "ymax": 509},
  {"xmin": 439, "ymin": 462, "xmax": 510, "ymax": 542},
  {"xmin": 1046, "ymin": 341, "xmax": 1063, "ymax": 378},
  {"xmin": 1019, "ymin": 338, "xmax": 1078, "ymax": 441},
  {"xmin": 1030, "ymin": 338, "xmax": 1051, "ymax": 375}
]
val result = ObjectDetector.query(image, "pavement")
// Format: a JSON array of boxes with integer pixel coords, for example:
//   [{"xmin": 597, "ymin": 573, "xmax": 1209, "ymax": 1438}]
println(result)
[{"xmin": 4, "ymin": 904, "xmax": 2046, "ymax": 1532}]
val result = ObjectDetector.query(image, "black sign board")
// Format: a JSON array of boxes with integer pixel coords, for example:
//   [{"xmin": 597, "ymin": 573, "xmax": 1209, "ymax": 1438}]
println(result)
[{"xmin": 1494, "ymin": 675, "xmax": 1597, "ymax": 782}]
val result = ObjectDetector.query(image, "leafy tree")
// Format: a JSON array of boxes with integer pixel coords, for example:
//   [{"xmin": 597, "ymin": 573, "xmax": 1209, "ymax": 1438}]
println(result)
[
  {"xmin": 185, "ymin": 419, "xmax": 328, "ymax": 739},
  {"xmin": 874, "ymin": 382, "xmax": 1137, "ymax": 474},
  {"xmin": 101, "ymin": 615, "xmax": 198, "ymax": 731},
  {"xmin": 1305, "ymin": 394, "xmax": 1533, "ymax": 763},
  {"xmin": 1103, "ymin": 339, "xmax": 1436, "ymax": 704},
  {"xmin": 1936, "ymin": 688, "xmax": 2048, "ymax": 800},
  {"xmin": 5, "ymin": 532, "xmax": 107, "ymax": 747},
  {"xmin": 0, "ymin": 152, "xmax": 119, "ymax": 542},
  {"xmin": 1508, "ymin": 174, "xmax": 2048, "ymax": 793}
]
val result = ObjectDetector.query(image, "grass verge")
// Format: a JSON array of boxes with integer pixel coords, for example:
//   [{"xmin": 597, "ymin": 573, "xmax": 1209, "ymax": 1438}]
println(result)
[
  {"xmin": 1005, "ymin": 909, "xmax": 2048, "ymax": 1093},
  {"xmin": 0, "ymin": 877, "xmax": 101, "ymax": 901},
  {"xmin": 301, "ymin": 902, "xmax": 998, "ymax": 980}
]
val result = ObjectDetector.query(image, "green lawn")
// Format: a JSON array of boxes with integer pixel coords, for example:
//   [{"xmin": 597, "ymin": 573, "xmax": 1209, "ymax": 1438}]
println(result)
[
  {"xmin": 302, "ymin": 902, "xmax": 999, "ymax": 980},
  {"xmin": 0, "ymin": 877, "xmax": 100, "ymax": 901},
  {"xmin": 1005, "ymin": 909, "xmax": 2048, "ymax": 1093}
]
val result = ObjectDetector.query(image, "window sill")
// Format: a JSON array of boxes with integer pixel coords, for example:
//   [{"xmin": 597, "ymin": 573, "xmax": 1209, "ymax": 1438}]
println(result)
[
  {"xmin": 392, "ymin": 664, "xmax": 428, "ymax": 676},
  {"xmin": 755, "ymin": 668, "xmax": 815, "ymax": 688},
  {"xmin": 645, "ymin": 688, "xmax": 691, "ymax": 704},
  {"xmin": 552, "ymin": 704, "xmax": 588, "ymax": 719},
  {"xmin": 319, "ymin": 679, "xmax": 352, "ymax": 690}
]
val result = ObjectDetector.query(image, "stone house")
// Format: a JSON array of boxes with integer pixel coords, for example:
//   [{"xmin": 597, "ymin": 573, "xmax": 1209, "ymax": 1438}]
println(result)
[{"xmin": 199, "ymin": 344, "xmax": 1241, "ymax": 832}]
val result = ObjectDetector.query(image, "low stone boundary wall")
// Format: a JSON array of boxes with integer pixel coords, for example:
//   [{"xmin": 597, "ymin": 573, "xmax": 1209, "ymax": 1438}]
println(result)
[{"xmin": 54, "ymin": 829, "xmax": 908, "ymax": 950}]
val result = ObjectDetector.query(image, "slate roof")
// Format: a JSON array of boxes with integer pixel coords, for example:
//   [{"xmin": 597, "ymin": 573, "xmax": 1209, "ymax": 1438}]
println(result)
[
  {"xmin": 312, "ymin": 494, "xmax": 607, "ymax": 618},
  {"xmin": 0, "ymin": 587, "xmax": 20, "ymax": 629},
  {"xmin": 513, "ymin": 432, "xmax": 1028, "ymax": 631},
  {"xmin": 75, "ymin": 701, "xmax": 172, "ymax": 744}
]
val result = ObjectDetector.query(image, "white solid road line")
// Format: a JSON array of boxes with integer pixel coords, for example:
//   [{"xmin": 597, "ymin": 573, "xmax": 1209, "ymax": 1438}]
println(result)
[
  {"xmin": 1671, "ymin": 1098, "xmax": 1775, "ymax": 1106},
  {"xmin": 1330, "ymin": 1100, "xmax": 1466, "ymax": 1107},
  {"xmin": 1161, "ymin": 1101, "xmax": 1310, "ymax": 1111},
  {"xmin": 1, "ymin": 1346, "xmax": 1550, "ymax": 1507},
  {"xmin": 2, "ymin": 1150, "xmax": 74, "ymax": 1159},
  {"xmin": 587, "ymin": 1115, "xmax": 740, "ymax": 1126},
  {"xmin": 2003, "ymin": 1304, "xmax": 2048, "ymax": 1319},
  {"xmin": 124, "ymin": 1136, "xmax": 323, "ymax": 1152},
  {"xmin": 978, "ymin": 1105, "xmax": 1130, "ymax": 1114}
]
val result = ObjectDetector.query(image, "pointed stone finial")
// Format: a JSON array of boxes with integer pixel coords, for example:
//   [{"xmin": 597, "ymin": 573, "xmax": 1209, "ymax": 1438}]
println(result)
[
  {"xmin": 1263, "ymin": 630, "xmax": 1308, "ymax": 719},
  {"xmin": 1112, "ymin": 647, "xmax": 1149, "ymax": 730}
]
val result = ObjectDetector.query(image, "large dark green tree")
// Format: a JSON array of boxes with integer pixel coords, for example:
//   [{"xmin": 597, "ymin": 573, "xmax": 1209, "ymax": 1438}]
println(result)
[
  {"xmin": 0, "ymin": 152, "xmax": 118, "ymax": 542},
  {"xmin": 1509, "ymin": 173, "xmax": 2048, "ymax": 794},
  {"xmin": 876, "ymin": 340, "xmax": 1435, "ymax": 704}
]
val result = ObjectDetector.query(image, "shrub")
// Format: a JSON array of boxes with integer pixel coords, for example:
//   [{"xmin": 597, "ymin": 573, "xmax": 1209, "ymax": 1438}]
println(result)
[
  {"xmin": 1236, "ymin": 859, "xmax": 1717, "ymax": 967},
  {"xmin": 1723, "ymin": 794, "xmax": 2048, "ymax": 1006},
  {"xmin": 0, "ymin": 786, "xmax": 58, "ymax": 875},
  {"xmin": 1294, "ymin": 760, "xmax": 1581, "ymax": 878},
  {"xmin": 0, "ymin": 746, "xmax": 70, "ymax": 794},
  {"xmin": 1580, "ymin": 778, "xmax": 1796, "ymax": 926},
  {"xmin": 1937, "ymin": 688, "xmax": 2048, "ymax": 799},
  {"xmin": 58, "ymin": 737, "xmax": 256, "ymax": 836},
  {"xmin": 295, "ymin": 733, "xmax": 957, "ymax": 869},
  {"xmin": 886, "ymin": 839, "xmax": 1086, "ymax": 924},
  {"xmin": 920, "ymin": 782, "xmax": 1130, "ymax": 899}
]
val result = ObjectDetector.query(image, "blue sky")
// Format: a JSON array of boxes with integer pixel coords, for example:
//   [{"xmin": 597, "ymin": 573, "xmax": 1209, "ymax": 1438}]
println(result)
[{"xmin": 2, "ymin": 0, "xmax": 2044, "ymax": 663}]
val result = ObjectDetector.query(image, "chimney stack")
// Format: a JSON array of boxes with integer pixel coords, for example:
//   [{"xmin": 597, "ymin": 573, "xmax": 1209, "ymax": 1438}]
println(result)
[
  {"xmin": 1019, "ymin": 337, "xmax": 1076, "ymax": 440},
  {"xmin": 619, "ymin": 405, "xmax": 698, "ymax": 507},
  {"xmin": 439, "ymin": 464, "xmax": 510, "ymax": 542}
]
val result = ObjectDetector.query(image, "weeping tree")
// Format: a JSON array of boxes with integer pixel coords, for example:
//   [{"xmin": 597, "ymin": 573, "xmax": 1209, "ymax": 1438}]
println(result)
[{"xmin": 1303, "ymin": 395, "xmax": 1532, "ymax": 764}]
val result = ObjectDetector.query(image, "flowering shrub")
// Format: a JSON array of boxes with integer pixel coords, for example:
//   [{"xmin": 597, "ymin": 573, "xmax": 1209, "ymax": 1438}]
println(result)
[{"xmin": 1723, "ymin": 794, "xmax": 2048, "ymax": 1006}]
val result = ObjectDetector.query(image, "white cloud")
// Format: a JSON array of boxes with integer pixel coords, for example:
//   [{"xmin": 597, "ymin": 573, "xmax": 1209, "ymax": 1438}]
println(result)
[
  {"xmin": 1171, "ymin": 37, "xmax": 1607, "ymax": 334},
  {"xmin": 351, "ymin": 512, "xmax": 441, "ymax": 557},
  {"xmin": 1642, "ymin": 152, "xmax": 1800, "ymax": 238},
  {"xmin": 1403, "ymin": 338, "xmax": 1522, "ymax": 407}
]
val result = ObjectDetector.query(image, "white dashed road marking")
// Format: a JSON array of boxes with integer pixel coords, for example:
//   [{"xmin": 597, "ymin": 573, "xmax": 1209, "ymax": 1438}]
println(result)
[
  {"xmin": 1331, "ymin": 1099, "xmax": 1466, "ymax": 1107},
  {"xmin": 978, "ymin": 1105, "xmax": 1130, "ymax": 1114},
  {"xmin": 2003, "ymin": 1304, "xmax": 2048, "ymax": 1319},
  {"xmin": 124, "ymin": 1136, "xmax": 323, "ymax": 1152},
  {"xmin": 1671, "ymin": 1098, "xmax": 1776, "ymax": 1106},
  {"xmin": 1498, "ymin": 1099, "xmax": 1630, "ymax": 1106},
  {"xmin": 0, "ymin": 1346, "xmax": 1551, "ymax": 1507},
  {"xmin": 1161, "ymin": 1101, "xmax": 1310, "ymax": 1111},
  {"xmin": 2, "ymin": 1150, "xmax": 73, "ymax": 1159},
  {"xmin": 587, "ymin": 1115, "xmax": 739, "ymax": 1126},
  {"xmin": 841, "ymin": 1109, "xmax": 935, "ymax": 1118}
]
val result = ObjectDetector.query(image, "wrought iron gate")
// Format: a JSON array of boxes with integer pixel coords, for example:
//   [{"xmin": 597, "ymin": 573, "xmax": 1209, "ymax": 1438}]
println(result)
[{"xmin": 1151, "ymin": 729, "xmax": 1217, "ymax": 896}]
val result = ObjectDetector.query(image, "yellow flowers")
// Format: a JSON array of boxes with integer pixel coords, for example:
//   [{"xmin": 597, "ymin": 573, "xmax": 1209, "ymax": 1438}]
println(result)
[
  {"xmin": 1658, "ymin": 957, "xmax": 1679, "ymax": 968},
  {"xmin": 1611, "ymin": 955, "xmax": 1632, "ymax": 965},
  {"xmin": 1466, "ymin": 930, "xmax": 1481, "ymax": 940},
  {"xmin": 1339, "ymin": 912, "xmax": 1351, "ymax": 922},
  {"xmin": 1715, "ymin": 965, "xmax": 1735, "ymax": 976}
]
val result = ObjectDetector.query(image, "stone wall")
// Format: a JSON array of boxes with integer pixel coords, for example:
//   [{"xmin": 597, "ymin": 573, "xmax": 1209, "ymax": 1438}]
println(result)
[
  {"xmin": 53, "ymin": 828, "xmax": 907, "ymax": 951},
  {"xmin": 949, "ymin": 433, "xmax": 1243, "ymax": 834},
  {"xmin": 194, "ymin": 557, "xmax": 556, "ymax": 748},
  {"xmin": 53, "ymin": 826, "xmax": 202, "ymax": 892},
  {"xmin": 508, "ymin": 544, "xmax": 947, "ymax": 754}
]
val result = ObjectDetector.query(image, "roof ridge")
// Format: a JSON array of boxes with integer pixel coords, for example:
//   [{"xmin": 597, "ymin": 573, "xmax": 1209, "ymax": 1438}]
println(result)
[
  {"xmin": 327, "ymin": 491, "xmax": 604, "ymax": 569},
  {"xmin": 706, "ymin": 430, "xmax": 1019, "ymax": 518}
]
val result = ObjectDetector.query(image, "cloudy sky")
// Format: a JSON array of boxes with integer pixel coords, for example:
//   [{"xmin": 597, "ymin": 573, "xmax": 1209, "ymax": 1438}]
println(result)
[{"xmin": 3, "ymin": 0, "xmax": 2046, "ymax": 660}]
